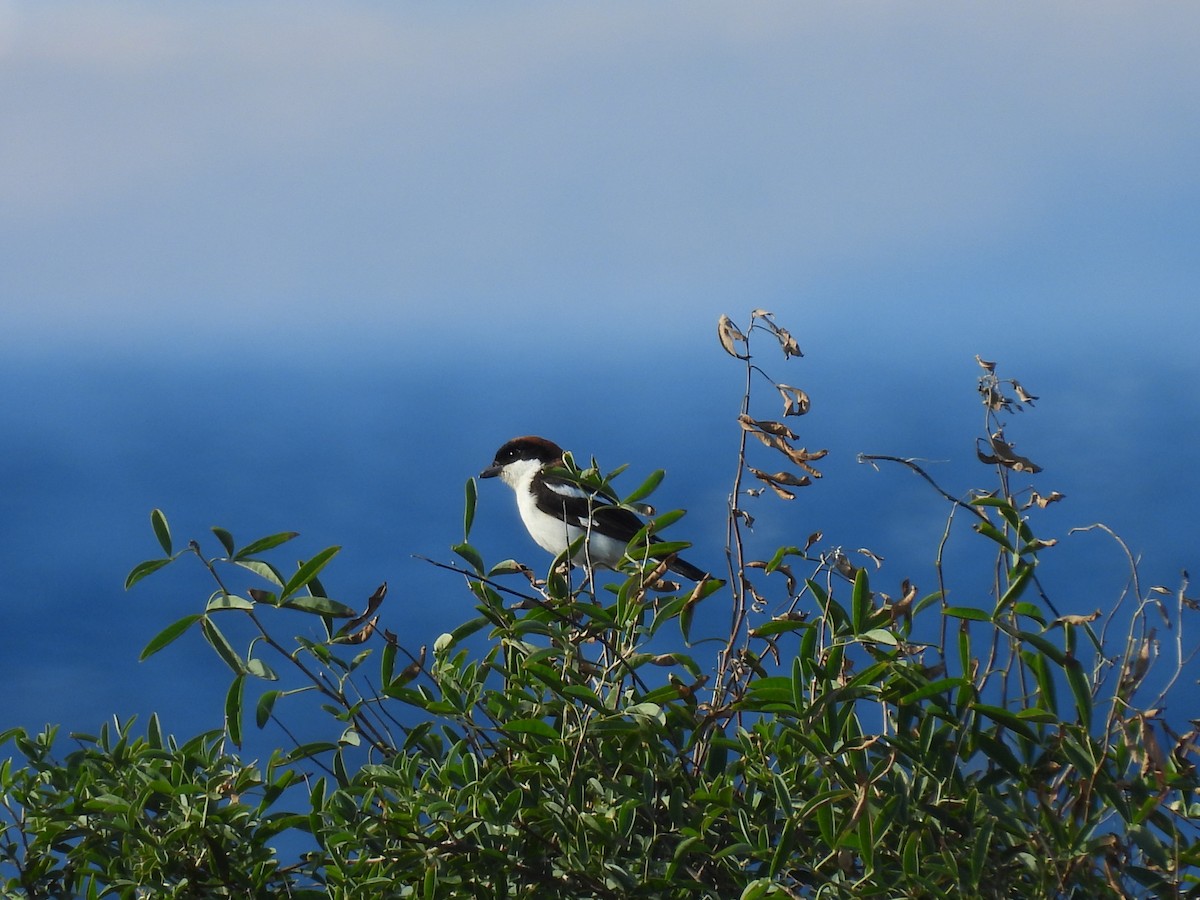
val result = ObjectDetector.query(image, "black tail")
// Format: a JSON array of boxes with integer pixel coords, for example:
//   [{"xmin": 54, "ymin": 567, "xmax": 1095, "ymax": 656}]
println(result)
[{"xmin": 667, "ymin": 555, "xmax": 709, "ymax": 582}]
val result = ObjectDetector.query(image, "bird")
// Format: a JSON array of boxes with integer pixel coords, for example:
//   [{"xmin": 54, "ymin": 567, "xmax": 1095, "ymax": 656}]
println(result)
[{"xmin": 479, "ymin": 435, "xmax": 709, "ymax": 581}]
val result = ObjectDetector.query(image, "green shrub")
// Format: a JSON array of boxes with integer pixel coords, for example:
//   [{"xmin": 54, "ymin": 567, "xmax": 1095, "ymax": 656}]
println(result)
[{"xmin": 3, "ymin": 312, "xmax": 1196, "ymax": 897}]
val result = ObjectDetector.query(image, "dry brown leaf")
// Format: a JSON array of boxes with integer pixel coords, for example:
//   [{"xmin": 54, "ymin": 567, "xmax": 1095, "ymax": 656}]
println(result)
[
  {"xmin": 975, "ymin": 354, "xmax": 997, "ymax": 372},
  {"xmin": 1142, "ymin": 716, "xmax": 1168, "ymax": 790},
  {"xmin": 1051, "ymin": 609, "xmax": 1101, "ymax": 629},
  {"xmin": 717, "ymin": 314, "xmax": 749, "ymax": 359},
  {"xmin": 738, "ymin": 414, "xmax": 798, "ymax": 439},
  {"xmin": 1029, "ymin": 490, "xmax": 1066, "ymax": 508},
  {"xmin": 776, "ymin": 327, "xmax": 803, "ymax": 359},
  {"xmin": 777, "ymin": 383, "xmax": 811, "ymax": 417},
  {"xmin": 832, "ymin": 551, "xmax": 858, "ymax": 580},
  {"xmin": 856, "ymin": 548, "xmax": 885, "ymax": 568},
  {"xmin": 763, "ymin": 482, "xmax": 796, "ymax": 500},
  {"xmin": 341, "ymin": 616, "xmax": 378, "ymax": 645},
  {"xmin": 750, "ymin": 468, "xmax": 811, "ymax": 487},
  {"xmin": 347, "ymin": 582, "xmax": 388, "ymax": 630},
  {"xmin": 1013, "ymin": 380, "xmax": 1039, "ymax": 405},
  {"xmin": 889, "ymin": 579, "xmax": 918, "ymax": 624},
  {"xmin": 977, "ymin": 433, "xmax": 1042, "ymax": 473}
]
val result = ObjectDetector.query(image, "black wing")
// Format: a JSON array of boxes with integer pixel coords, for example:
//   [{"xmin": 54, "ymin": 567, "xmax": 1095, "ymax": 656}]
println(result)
[
  {"xmin": 536, "ymin": 468, "xmax": 710, "ymax": 580},
  {"xmin": 534, "ymin": 470, "xmax": 646, "ymax": 542}
]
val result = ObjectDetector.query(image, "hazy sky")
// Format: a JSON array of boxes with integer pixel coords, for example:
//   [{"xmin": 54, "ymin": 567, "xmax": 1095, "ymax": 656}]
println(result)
[
  {"xmin": 2, "ymin": 2, "xmax": 1197, "ymax": 365},
  {"xmin": 2, "ymin": 2, "xmax": 1198, "ymax": 742}
]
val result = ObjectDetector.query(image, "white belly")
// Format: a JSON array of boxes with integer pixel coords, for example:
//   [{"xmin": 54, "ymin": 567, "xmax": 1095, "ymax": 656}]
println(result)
[{"xmin": 515, "ymin": 486, "xmax": 626, "ymax": 569}]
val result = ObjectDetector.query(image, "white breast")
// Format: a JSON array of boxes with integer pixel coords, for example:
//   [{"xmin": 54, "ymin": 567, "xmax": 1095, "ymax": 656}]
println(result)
[{"xmin": 510, "ymin": 465, "xmax": 626, "ymax": 569}]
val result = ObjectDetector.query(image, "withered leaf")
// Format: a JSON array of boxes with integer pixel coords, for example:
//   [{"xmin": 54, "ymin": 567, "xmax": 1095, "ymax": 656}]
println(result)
[
  {"xmin": 738, "ymin": 414, "xmax": 797, "ymax": 439},
  {"xmin": 890, "ymin": 579, "xmax": 918, "ymax": 623},
  {"xmin": 977, "ymin": 433, "xmax": 1042, "ymax": 473},
  {"xmin": 1142, "ymin": 716, "xmax": 1168, "ymax": 789},
  {"xmin": 1029, "ymin": 490, "xmax": 1066, "ymax": 509},
  {"xmin": 750, "ymin": 468, "xmax": 811, "ymax": 487},
  {"xmin": 777, "ymin": 383, "xmax": 811, "ymax": 417},
  {"xmin": 832, "ymin": 551, "xmax": 858, "ymax": 580},
  {"xmin": 741, "ymin": 575, "xmax": 768, "ymax": 613},
  {"xmin": 748, "ymin": 472, "xmax": 806, "ymax": 501},
  {"xmin": 856, "ymin": 547, "xmax": 885, "ymax": 569},
  {"xmin": 717, "ymin": 314, "xmax": 750, "ymax": 359},
  {"xmin": 1013, "ymin": 380, "xmax": 1038, "ymax": 405},
  {"xmin": 746, "ymin": 428, "xmax": 827, "ymax": 475},
  {"xmin": 756, "ymin": 480, "xmax": 794, "ymax": 501},
  {"xmin": 340, "ymin": 616, "xmax": 378, "ymax": 645},
  {"xmin": 750, "ymin": 308, "xmax": 774, "ymax": 320},
  {"xmin": 1050, "ymin": 609, "xmax": 1101, "ymax": 629},
  {"xmin": 775, "ymin": 327, "xmax": 803, "ymax": 359},
  {"xmin": 981, "ymin": 385, "xmax": 1013, "ymax": 412},
  {"xmin": 975, "ymin": 354, "xmax": 997, "ymax": 373},
  {"xmin": 347, "ymin": 582, "xmax": 387, "ymax": 630}
]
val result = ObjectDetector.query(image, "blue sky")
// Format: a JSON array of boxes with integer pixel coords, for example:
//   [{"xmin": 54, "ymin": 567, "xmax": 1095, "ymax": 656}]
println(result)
[{"xmin": 2, "ymin": 4, "xmax": 1198, "ymax": 737}]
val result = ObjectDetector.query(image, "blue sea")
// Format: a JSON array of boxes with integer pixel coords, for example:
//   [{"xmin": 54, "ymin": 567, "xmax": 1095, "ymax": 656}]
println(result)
[{"xmin": 3, "ymin": 346, "xmax": 1197, "ymax": 760}]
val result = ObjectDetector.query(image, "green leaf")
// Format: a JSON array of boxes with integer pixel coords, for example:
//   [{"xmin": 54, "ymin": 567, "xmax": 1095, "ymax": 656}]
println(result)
[
  {"xmin": 464, "ymin": 478, "xmax": 477, "ymax": 540},
  {"xmin": 1024, "ymin": 649, "xmax": 1058, "ymax": 716},
  {"xmin": 860, "ymin": 627, "xmax": 898, "ymax": 646},
  {"xmin": 624, "ymin": 468, "xmax": 665, "ymax": 504},
  {"xmin": 206, "ymin": 593, "xmax": 255, "ymax": 612},
  {"xmin": 255, "ymin": 691, "xmax": 278, "ymax": 734},
  {"xmin": 281, "ymin": 546, "xmax": 341, "ymax": 599},
  {"xmin": 233, "ymin": 558, "xmax": 284, "ymax": 588},
  {"xmin": 380, "ymin": 640, "xmax": 397, "ymax": 686},
  {"xmin": 1065, "ymin": 658, "xmax": 1092, "ymax": 728},
  {"xmin": 1018, "ymin": 630, "xmax": 1067, "ymax": 666},
  {"xmin": 562, "ymin": 684, "xmax": 605, "ymax": 710},
  {"xmin": 139, "ymin": 614, "xmax": 202, "ymax": 661},
  {"xmin": 504, "ymin": 719, "xmax": 558, "ymax": 740},
  {"xmin": 280, "ymin": 595, "xmax": 357, "ymax": 618},
  {"xmin": 201, "ymin": 616, "xmax": 245, "ymax": 674},
  {"xmin": 749, "ymin": 616, "xmax": 812, "ymax": 638},
  {"xmin": 234, "ymin": 531, "xmax": 300, "ymax": 561},
  {"xmin": 898, "ymin": 677, "xmax": 972, "ymax": 706},
  {"xmin": 452, "ymin": 542, "xmax": 485, "ymax": 575},
  {"xmin": 851, "ymin": 568, "xmax": 870, "ymax": 634},
  {"xmin": 147, "ymin": 712, "xmax": 163, "ymax": 749},
  {"xmin": 487, "ymin": 558, "xmax": 525, "ymax": 577},
  {"xmin": 225, "ymin": 675, "xmax": 244, "ymax": 747},
  {"xmin": 994, "ymin": 561, "xmax": 1033, "ymax": 614},
  {"xmin": 212, "ymin": 526, "xmax": 235, "ymax": 556},
  {"xmin": 973, "ymin": 519, "xmax": 1014, "ymax": 552},
  {"xmin": 124, "ymin": 557, "xmax": 172, "ymax": 590},
  {"xmin": 971, "ymin": 495, "xmax": 1020, "ymax": 524},
  {"xmin": 150, "ymin": 508, "xmax": 172, "ymax": 555},
  {"xmin": 974, "ymin": 703, "xmax": 1038, "ymax": 742},
  {"xmin": 969, "ymin": 817, "xmax": 993, "ymax": 888},
  {"xmin": 246, "ymin": 658, "xmax": 278, "ymax": 681},
  {"xmin": 944, "ymin": 605, "xmax": 992, "ymax": 622}
]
